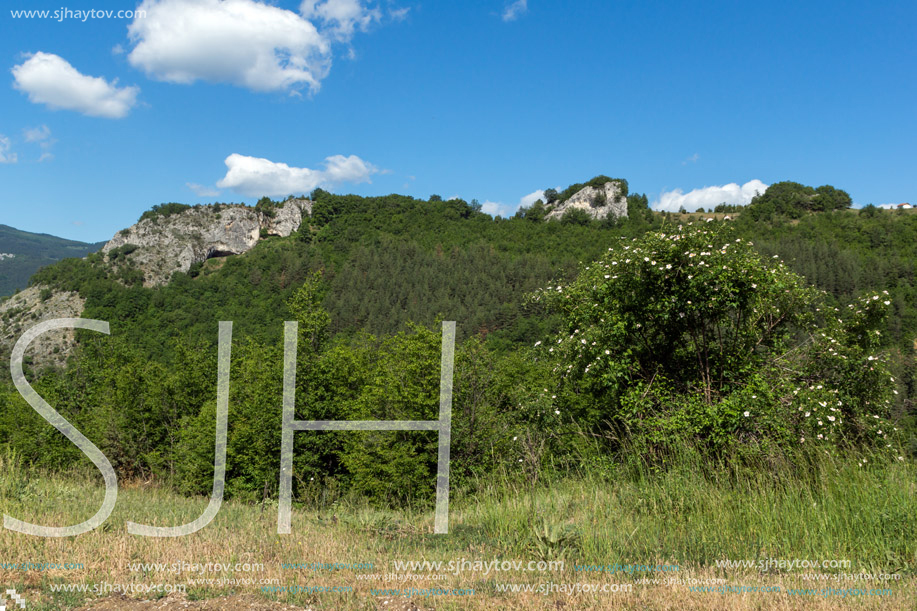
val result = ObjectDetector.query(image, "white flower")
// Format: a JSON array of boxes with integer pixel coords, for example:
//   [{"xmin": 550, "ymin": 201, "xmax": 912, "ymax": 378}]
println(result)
[
  {"xmin": 554, "ymin": 409, "xmax": 560, "ymax": 415},
  {"xmin": 513, "ymin": 436, "xmax": 518, "ymax": 441},
  {"xmin": 534, "ymin": 341, "xmax": 541, "ymax": 347},
  {"xmin": 743, "ymin": 411, "xmax": 750, "ymax": 417}
]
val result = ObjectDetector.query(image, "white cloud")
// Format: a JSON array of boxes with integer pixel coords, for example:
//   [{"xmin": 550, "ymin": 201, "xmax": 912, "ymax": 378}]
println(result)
[
  {"xmin": 11, "ymin": 52, "xmax": 139, "ymax": 118},
  {"xmin": 0, "ymin": 136, "xmax": 17, "ymax": 164},
  {"xmin": 186, "ymin": 182, "xmax": 222, "ymax": 197},
  {"xmin": 653, "ymin": 179, "xmax": 768, "ymax": 212},
  {"xmin": 127, "ymin": 0, "xmax": 383, "ymax": 94},
  {"xmin": 681, "ymin": 153, "xmax": 699, "ymax": 165},
  {"xmin": 479, "ymin": 189, "xmax": 546, "ymax": 218},
  {"xmin": 23, "ymin": 125, "xmax": 55, "ymax": 161},
  {"xmin": 216, "ymin": 153, "xmax": 378, "ymax": 196},
  {"xmin": 128, "ymin": 0, "xmax": 331, "ymax": 93},
  {"xmin": 23, "ymin": 125, "xmax": 51, "ymax": 143},
  {"xmin": 389, "ymin": 6, "xmax": 410, "ymax": 21},
  {"xmin": 519, "ymin": 189, "xmax": 545, "ymax": 208},
  {"xmin": 502, "ymin": 0, "xmax": 527, "ymax": 21},
  {"xmin": 300, "ymin": 0, "xmax": 380, "ymax": 42}
]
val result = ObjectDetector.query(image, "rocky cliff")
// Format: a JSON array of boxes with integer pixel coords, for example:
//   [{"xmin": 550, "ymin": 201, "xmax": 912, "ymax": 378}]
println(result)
[
  {"xmin": 102, "ymin": 198, "xmax": 311, "ymax": 287},
  {"xmin": 545, "ymin": 181, "xmax": 628, "ymax": 221},
  {"xmin": 0, "ymin": 199, "xmax": 312, "ymax": 366},
  {"xmin": 0, "ymin": 284, "xmax": 85, "ymax": 369}
]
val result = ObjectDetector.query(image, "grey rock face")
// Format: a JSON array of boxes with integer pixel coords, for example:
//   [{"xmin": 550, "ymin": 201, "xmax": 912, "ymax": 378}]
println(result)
[
  {"xmin": 262, "ymin": 198, "xmax": 312, "ymax": 237},
  {"xmin": 102, "ymin": 200, "xmax": 311, "ymax": 286},
  {"xmin": 545, "ymin": 181, "xmax": 628, "ymax": 221},
  {"xmin": 0, "ymin": 285, "xmax": 86, "ymax": 369}
]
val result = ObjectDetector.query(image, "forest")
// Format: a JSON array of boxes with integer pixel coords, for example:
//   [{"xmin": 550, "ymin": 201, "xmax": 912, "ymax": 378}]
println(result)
[{"xmin": 1, "ymin": 179, "xmax": 915, "ymax": 508}]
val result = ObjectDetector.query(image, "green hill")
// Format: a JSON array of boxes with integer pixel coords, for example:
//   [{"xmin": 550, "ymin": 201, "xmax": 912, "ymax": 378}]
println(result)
[
  {"xmin": 0, "ymin": 224, "xmax": 104, "ymax": 296},
  {"xmin": 2, "ymin": 179, "xmax": 915, "ymax": 507}
]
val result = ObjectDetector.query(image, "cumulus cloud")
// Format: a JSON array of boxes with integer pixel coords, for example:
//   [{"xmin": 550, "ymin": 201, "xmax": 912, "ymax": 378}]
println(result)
[
  {"xmin": 128, "ymin": 0, "xmax": 330, "ymax": 93},
  {"xmin": 502, "ymin": 0, "xmax": 527, "ymax": 21},
  {"xmin": 186, "ymin": 182, "xmax": 222, "ymax": 197},
  {"xmin": 216, "ymin": 153, "xmax": 378, "ymax": 196},
  {"xmin": 0, "ymin": 136, "xmax": 17, "ymax": 164},
  {"xmin": 12, "ymin": 52, "xmax": 139, "ymax": 118},
  {"xmin": 653, "ymin": 179, "xmax": 768, "ymax": 212},
  {"xmin": 300, "ymin": 0, "xmax": 380, "ymax": 42},
  {"xmin": 127, "ymin": 0, "xmax": 383, "ymax": 94},
  {"xmin": 519, "ymin": 189, "xmax": 545, "ymax": 208},
  {"xmin": 479, "ymin": 189, "xmax": 548, "ymax": 218}
]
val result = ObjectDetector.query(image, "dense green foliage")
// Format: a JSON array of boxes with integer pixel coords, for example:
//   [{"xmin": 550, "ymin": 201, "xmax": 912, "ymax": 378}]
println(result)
[
  {"xmin": 533, "ymin": 224, "xmax": 895, "ymax": 458},
  {"xmin": 746, "ymin": 181, "xmax": 852, "ymax": 219},
  {"xmin": 2, "ymin": 184, "xmax": 916, "ymax": 508}
]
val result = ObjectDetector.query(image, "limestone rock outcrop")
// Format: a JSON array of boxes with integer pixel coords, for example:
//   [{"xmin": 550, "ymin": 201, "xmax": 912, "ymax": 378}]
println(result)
[
  {"xmin": 0, "ymin": 285, "xmax": 85, "ymax": 369},
  {"xmin": 101, "ymin": 199, "xmax": 311, "ymax": 287},
  {"xmin": 545, "ymin": 181, "xmax": 628, "ymax": 221}
]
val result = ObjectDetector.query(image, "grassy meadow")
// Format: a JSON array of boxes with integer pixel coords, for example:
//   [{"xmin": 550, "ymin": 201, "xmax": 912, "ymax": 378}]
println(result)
[{"xmin": 1, "ymin": 445, "xmax": 914, "ymax": 610}]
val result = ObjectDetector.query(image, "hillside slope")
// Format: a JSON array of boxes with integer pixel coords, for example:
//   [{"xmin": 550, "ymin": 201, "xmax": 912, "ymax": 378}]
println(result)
[{"xmin": 0, "ymin": 224, "xmax": 104, "ymax": 296}]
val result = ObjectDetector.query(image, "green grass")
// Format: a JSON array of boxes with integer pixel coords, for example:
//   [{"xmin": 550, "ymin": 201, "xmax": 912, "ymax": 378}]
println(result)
[{"xmin": 1, "ymin": 445, "xmax": 914, "ymax": 610}]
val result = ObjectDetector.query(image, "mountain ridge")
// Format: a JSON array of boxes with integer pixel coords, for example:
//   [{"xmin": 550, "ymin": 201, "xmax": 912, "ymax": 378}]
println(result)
[{"xmin": 0, "ymin": 224, "xmax": 104, "ymax": 297}]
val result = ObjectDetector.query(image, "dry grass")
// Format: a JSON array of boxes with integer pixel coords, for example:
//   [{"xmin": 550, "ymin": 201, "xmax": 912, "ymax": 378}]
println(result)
[{"xmin": 0, "ymin": 474, "xmax": 913, "ymax": 610}]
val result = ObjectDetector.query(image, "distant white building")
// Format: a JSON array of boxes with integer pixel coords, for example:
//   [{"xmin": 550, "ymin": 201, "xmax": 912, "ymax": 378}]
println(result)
[{"xmin": 897, "ymin": 203, "xmax": 913, "ymax": 210}]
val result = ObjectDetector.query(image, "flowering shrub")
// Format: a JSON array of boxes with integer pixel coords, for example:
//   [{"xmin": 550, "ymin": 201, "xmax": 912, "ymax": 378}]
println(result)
[{"xmin": 531, "ymin": 223, "xmax": 895, "ymax": 455}]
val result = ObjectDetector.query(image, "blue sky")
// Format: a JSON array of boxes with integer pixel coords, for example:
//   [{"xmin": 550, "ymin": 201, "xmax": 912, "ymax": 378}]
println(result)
[{"xmin": 1, "ymin": 0, "xmax": 915, "ymax": 242}]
